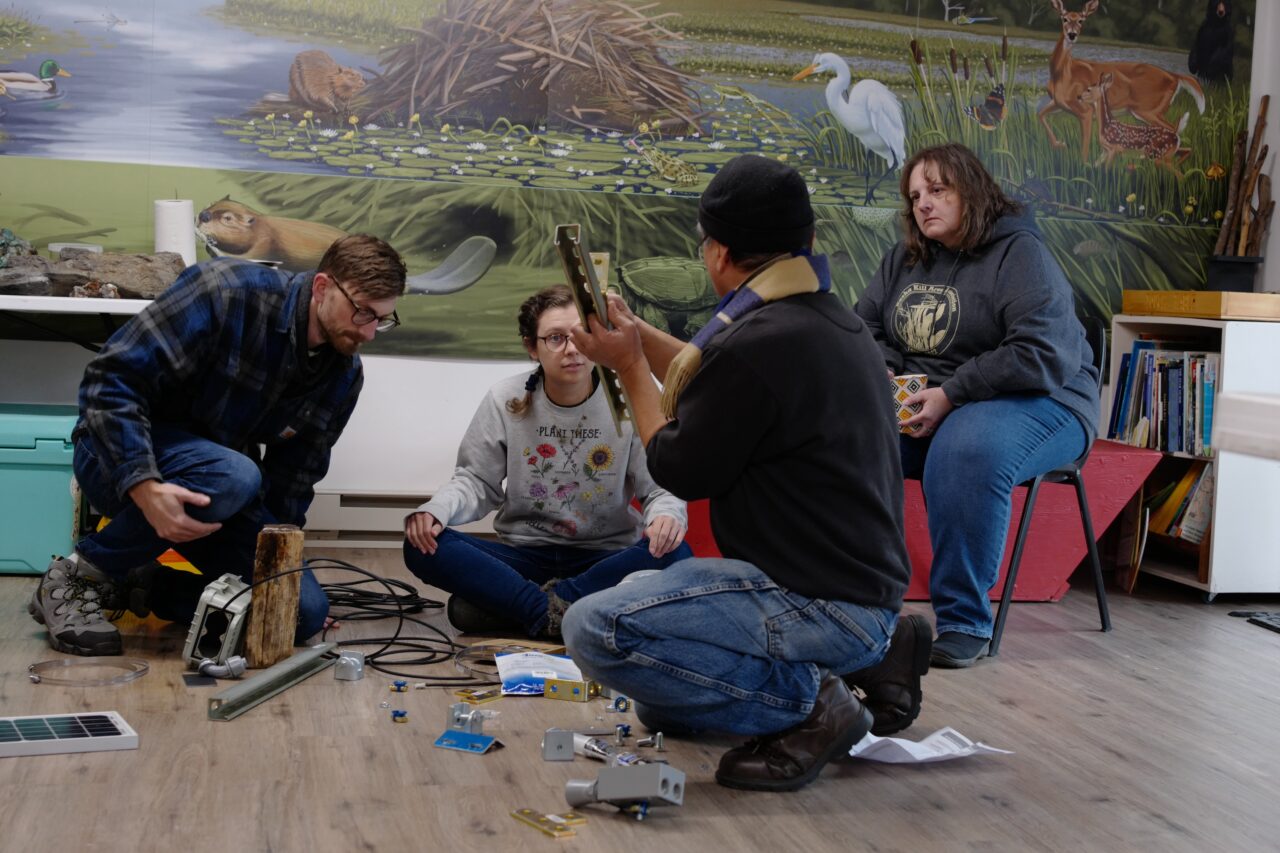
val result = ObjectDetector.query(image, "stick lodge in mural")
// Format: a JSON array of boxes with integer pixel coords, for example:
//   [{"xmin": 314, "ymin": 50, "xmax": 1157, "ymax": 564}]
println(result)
[{"xmin": 0, "ymin": 0, "xmax": 1257, "ymax": 358}]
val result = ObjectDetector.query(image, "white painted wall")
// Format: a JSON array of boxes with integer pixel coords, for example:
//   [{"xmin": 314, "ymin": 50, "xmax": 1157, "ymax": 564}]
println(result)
[{"xmin": 319, "ymin": 355, "xmax": 526, "ymax": 496}]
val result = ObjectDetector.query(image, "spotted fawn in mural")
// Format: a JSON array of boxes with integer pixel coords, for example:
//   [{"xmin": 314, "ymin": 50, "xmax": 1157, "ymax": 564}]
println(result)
[
  {"xmin": 1078, "ymin": 72, "xmax": 1191, "ymax": 171},
  {"xmin": 1039, "ymin": 0, "xmax": 1204, "ymax": 161}
]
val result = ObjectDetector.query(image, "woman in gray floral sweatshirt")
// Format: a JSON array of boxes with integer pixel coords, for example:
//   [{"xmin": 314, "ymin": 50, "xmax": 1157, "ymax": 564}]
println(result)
[{"xmin": 404, "ymin": 285, "xmax": 691, "ymax": 638}]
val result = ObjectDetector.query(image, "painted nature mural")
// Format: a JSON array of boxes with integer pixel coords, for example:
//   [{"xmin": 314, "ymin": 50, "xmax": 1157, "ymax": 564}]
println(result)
[{"xmin": 0, "ymin": 0, "xmax": 1257, "ymax": 359}]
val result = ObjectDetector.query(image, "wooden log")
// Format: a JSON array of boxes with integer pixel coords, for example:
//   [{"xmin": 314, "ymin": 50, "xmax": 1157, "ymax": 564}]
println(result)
[
  {"xmin": 244, "ymin": 524, "xmax": 305, "ymax": 669},
  {"xmin": 1236, "ymin": 205, "xmax": 1255, "ymax": 257},
  {"xmin": 1236, "ymin": 144, "xmax": 1269, "ymax": 255},
  {"xmin": 1247, "ymin": 198, "xmax": 1275, "ymax": 257},
  {"xmin": 1244, "ymin": 95, "xmax": 1270, "ymax": 181},
  {"xmin": 1247, "ymin": 174, "xmax": 1273, "ymax": 256},
  {"xmin": 1215, "ymin": 130, "xmax": 1249, "ymax": 256}
]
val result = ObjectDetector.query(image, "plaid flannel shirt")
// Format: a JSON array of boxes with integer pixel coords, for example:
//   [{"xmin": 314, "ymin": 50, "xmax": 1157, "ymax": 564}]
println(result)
[{"xmin": 74, "ymin": 258, "xmax": 364, "ymax": 527}]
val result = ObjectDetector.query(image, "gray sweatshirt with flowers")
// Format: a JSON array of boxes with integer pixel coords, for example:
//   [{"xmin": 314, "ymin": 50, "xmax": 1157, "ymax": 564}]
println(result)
[{"xmin": 415, "ymin": 372, "xmax": 687, "ymax": 549}]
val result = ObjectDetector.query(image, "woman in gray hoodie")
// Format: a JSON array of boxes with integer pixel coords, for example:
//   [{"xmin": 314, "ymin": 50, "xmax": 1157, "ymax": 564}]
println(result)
[{"xmin": 855, "ymin": 143, "xmax": 1099, "ymax": 667}]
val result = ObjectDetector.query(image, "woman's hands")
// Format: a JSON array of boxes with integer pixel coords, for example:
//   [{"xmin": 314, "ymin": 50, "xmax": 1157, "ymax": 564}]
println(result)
[
  {"xmin": 902, "ymin": 386, "xmax": 954, "ymax": 438},
  {"xmin": 646, "ymin": 514, "xmax": 687, "ymax": 558},
  {"xmin": 405, "ymin": 511, "xmax": 445, "ymax": 555}
]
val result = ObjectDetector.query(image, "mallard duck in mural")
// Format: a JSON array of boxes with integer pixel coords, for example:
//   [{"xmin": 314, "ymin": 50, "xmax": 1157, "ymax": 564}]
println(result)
[
  {"xmin": 0, "ymin": 60, "xmax": 71, "ymax": 98},
  {"xmin": 793, "ymin": 52, "xmax": 905, "ymax": 205}
]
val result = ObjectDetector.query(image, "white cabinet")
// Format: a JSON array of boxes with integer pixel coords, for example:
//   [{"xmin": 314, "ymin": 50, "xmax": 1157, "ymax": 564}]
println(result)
[{"xmin": 1109, "ymin": 314, "xmax": 1280, "ymax": 598}]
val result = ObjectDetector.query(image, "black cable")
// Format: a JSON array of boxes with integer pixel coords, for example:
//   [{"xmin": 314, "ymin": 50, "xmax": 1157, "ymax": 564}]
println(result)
[{"xmin": 207, "ymin": 558, "xmax": 495, "ymax": 685}]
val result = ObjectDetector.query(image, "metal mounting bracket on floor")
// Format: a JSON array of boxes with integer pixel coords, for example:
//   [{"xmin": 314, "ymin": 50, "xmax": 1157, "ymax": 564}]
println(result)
[{"xmin": 207, "ymin": 642, "xmax": 336, "ymax": 721}]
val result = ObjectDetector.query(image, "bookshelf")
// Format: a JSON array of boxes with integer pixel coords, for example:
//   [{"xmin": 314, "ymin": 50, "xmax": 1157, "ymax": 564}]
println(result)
[{"xmin": 1109, "ymin": 314, "xmax": 1280, "ymax": 599}]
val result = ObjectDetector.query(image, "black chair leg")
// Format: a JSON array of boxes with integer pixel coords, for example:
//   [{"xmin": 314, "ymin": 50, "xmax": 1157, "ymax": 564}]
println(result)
[
  {"xmin": 990, "ymin": 475, "xmax": 1044, "ymax": 656},
  {"xmin": 1072, "ymin": 472, "xmax": 1112, "ymax": 633}
]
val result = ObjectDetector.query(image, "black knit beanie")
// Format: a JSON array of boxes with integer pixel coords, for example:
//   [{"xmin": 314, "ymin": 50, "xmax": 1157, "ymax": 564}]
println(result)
[{"xmin": 698, "ymin": 154, "xmax": 815, "ymax": 254}]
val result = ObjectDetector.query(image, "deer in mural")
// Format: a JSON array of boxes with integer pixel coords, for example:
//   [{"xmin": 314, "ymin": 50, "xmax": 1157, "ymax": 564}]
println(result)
[
  {"xmin": 1038, "ymin": 0, "xmax": 1205, "ymax": 160},
  {"xmin": 1077, "ymin": 72, "xmax": 1191, "ymax": 171}
]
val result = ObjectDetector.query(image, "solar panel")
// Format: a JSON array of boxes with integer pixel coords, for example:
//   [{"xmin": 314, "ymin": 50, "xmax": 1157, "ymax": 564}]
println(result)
[{"xmin": 0, "ymin": 711, "xmax": 137, "ymax": 758}]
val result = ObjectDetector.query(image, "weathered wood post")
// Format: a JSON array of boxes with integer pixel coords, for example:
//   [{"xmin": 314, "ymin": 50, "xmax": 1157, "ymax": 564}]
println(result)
[{"xmin": 244, "ymin": 524, "xmax": 305, "ymax": 668}]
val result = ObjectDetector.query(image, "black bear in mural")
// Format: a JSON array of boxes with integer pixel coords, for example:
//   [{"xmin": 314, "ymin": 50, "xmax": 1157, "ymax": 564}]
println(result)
[{"xmin": 1188, "ymin": 0, "xmax": 1234, "ymax": 84}]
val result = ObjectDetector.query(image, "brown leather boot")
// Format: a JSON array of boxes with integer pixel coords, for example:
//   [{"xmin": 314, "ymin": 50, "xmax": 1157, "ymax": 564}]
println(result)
[
  {"xmin": 714, "ymin": 674, "xmax": 872, "ymax": 792},
  {"xmin": 844, "ymin": 614, "xmax": 932, "ymax": 736}
]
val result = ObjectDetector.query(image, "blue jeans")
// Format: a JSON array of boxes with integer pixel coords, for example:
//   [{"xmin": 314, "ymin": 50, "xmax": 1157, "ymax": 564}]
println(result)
[
  {"xmin": 900, "ymin": 394, "xmax": 1088, "ymax": 640},
  {"xmin": 562, "ymin": 558, "xmax": 895, "ymax": 735},
  {"xmin": 403, "ymin": 528, "xmax": 692, "ymax": 636},
  {"xmin": 72, "ymin": 427, "xmax": 329, "ymax": 642}
]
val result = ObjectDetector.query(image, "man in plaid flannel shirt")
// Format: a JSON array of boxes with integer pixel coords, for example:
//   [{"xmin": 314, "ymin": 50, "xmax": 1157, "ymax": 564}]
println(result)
[{"xmin": 30, "ymin": 234, "xmax": 406, "ymax": 656}]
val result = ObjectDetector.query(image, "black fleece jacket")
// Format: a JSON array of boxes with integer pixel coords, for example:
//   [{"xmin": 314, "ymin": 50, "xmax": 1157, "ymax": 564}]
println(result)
[{"xmin": 646, "ymin": 291, "xmax": 910, "ymax": 611}]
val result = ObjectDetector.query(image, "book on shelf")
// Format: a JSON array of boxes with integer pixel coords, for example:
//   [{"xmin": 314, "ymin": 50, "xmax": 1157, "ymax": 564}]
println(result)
[
  {"xmin": 1148, "ymin": 460, "xmax": 1207, "ymax": 535},
  {"xmin": 1108, "ymin": 338, "xmax": 1217, "ymax": 457},
  {"xmin": 1201, "ymin": 354, "xmax": 1218, "ymax": 454},
  {"xmin": 1174, "ymin": 462, "xmax": 1214, "ymax": 545},
  {"xmin": 1125, "ymin": 505, "xmax": 1151, "ymax": 594},
  {"xmin": 1107, "ymin": 352, "xmax": 1131, "ymax": 440}
]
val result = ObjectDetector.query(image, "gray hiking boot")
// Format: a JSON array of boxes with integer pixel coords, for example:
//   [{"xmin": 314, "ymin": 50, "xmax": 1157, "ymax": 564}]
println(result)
[{"xmin": 28, "ymin": 554, "xmax": 123, "ymax": 656}]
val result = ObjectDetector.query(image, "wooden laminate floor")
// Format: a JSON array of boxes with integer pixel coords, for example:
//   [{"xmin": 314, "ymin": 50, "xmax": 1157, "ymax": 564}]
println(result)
[{"xmin": 1, "ymin": 549, "xmax": 1277, "ymax": 853}]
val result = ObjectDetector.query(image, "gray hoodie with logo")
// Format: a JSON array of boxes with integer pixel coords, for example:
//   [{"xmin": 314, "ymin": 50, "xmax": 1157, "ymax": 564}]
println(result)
[{"xmin": 855, "ymin": 213, "xmax": 1100, "ymax": 442}]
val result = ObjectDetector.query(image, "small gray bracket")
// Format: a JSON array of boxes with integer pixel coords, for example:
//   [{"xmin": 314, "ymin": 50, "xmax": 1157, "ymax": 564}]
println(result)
[
  {"xmin": 449, "ymin": 702, "xmax": 486, "ymax": 734},
  {"xmin": 542, "ymin": 728, "xmax": 575, "ymax": 761},
  {"xmin": 334, "ymin": 650, "xmax": 365, "ymax": 681}
]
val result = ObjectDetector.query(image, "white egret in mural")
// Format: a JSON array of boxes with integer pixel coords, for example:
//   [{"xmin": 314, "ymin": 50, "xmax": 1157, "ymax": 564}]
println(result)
[{"xmin": 794, "ymin": 52, "xmax": 905, "ymax": 205}]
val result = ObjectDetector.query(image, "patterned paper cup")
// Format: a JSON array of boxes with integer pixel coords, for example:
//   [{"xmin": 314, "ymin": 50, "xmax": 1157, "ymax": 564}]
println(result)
[{"xmin": 891, "ymin": 374, "xmax": 928, "ymax": 434}]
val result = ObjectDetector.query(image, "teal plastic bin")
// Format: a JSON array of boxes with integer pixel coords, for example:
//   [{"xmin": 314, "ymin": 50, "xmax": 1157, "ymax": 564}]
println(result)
[{"xmin": 0, "ymin": 404, "xmax": 81, "ymax": 574}]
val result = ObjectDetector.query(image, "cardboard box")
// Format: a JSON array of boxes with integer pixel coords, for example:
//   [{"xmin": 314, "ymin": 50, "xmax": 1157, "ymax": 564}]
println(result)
[
  {"xmin": 0, "ymin": 404, "xmax": 80, "ymax": 574},
  {"xmin": 1121, "ymin": 289, "xmax": 1280, "ymax": 321}
]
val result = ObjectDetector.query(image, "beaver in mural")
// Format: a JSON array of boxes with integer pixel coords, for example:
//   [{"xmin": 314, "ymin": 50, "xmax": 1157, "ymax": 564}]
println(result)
[
  {"xmin": 196, "ymin": 197, "xmax": 347, "ymax": 270},
  {"xmin": 288, "ymin": 49, "xmax": 366, "ymax": 114}
]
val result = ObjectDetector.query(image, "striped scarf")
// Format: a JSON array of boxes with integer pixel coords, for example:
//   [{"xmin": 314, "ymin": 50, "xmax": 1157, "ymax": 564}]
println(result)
[{"xmin": 660, "ymin": 251, "xmax": 831, "ymax": 419}]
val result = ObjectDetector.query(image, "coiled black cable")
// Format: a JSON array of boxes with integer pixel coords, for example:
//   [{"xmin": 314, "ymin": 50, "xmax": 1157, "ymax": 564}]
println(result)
[{"xmin": 208, "ymin": 557, "xmax": 496, "ymax": 685}]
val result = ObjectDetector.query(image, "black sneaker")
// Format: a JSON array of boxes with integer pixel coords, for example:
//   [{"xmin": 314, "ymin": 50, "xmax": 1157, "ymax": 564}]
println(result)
[
  {"xmin": 844, "ymin": 614, "xmax": 932, "ymax": 736},
  {"xmin": 120, "ymin": 560, "xmax": 163, "ymax": 618},
  {"xmin": 930, "ymin": 631, "xmax": 990, "ymax": 668},
  {"xmin": 28, "ymin": 554, "xmax": 123, "ymax": 656},
  {"xmin": 445, "ymin": 595, "xmax": 523, "ymax": 635}
]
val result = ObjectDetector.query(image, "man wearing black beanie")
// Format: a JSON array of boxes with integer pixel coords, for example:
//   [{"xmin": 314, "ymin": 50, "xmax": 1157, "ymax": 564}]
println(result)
[{"xmin": 565, "ymin": 154, "xmax": 928, "ymax": 792}]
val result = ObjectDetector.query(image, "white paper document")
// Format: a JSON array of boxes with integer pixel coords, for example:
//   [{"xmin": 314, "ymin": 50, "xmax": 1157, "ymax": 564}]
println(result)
[{"xmin": 848, "ymin": 726, "xmax": 1013, "ymax": 764}]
